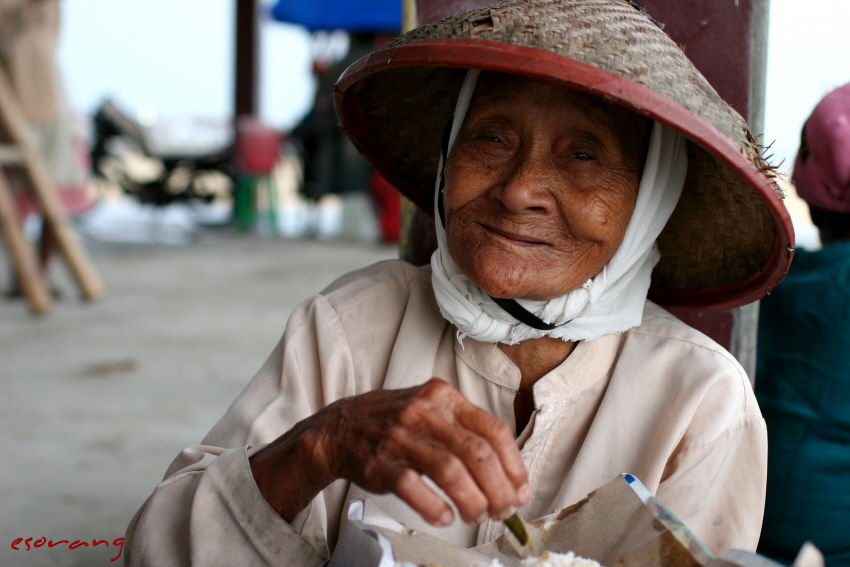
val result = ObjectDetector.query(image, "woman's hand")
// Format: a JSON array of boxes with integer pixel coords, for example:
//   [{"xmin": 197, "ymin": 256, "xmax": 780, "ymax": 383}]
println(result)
[{"xmin": 250, "ymin": 378, "xmax": 529, "ymax": 527}]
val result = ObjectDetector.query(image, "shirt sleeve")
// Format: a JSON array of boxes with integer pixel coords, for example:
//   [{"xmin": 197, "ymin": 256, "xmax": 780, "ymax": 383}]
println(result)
[
  {"xmin": 124, "ymin": 294, "xmax": 359, "ymax": 567},
  {"xmin": 656, "ymin": 386, "xmax": 768, "ymax": 554}
]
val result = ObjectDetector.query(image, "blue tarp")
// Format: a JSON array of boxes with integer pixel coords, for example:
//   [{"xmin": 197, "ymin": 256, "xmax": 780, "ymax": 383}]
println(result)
[{"xmin": 269, "ymin": 0, "xmax": 401, "ymax": 32}]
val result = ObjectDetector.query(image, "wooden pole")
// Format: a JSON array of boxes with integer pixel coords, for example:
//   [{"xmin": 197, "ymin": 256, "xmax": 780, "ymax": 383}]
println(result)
[
  {"xmin": 398, "ymin": 0, "xmax": 420, "ymax": 262},
  {"xmin": 234, "ymin": 0, "xmax": 259, "ymax": 119},
  {"xmin": 0, "ymin": 66, "xmax": 104, "ymax": 301},
  {"xmin": 0, "ymin": 172, "xmax": 52, "ymax": 313},
  {"xmin": 403, "ymin": 0, "xmax": 419, "ymax": 32}
]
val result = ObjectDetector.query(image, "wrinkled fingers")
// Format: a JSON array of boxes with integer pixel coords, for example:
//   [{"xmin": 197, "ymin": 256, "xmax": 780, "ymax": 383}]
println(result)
[
  {"xmin": 424, "ymin": 417, "xmax": 524, "ymax": 521},
  {"xmin": 402, "ymin": 439, "xmax": 492, "ymax": 523},
  {"xmin": 392, "ymin": 467, "xmax": 455, "ymax": 527},
  {"xmin": 453, "ymin": 399, "xmax": 530, "ymax": 504}
]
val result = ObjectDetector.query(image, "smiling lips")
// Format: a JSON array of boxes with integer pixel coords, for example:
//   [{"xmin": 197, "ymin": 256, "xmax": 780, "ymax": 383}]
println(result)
[{"xmin": 482, "ymin": 223, "xmax": 549, "ymax": 246}]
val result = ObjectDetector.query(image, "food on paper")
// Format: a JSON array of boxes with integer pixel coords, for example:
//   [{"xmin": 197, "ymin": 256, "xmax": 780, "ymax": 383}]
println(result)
[{"xmin": 490, "ymin": 550, "xmax": 603, "ymax": 567}]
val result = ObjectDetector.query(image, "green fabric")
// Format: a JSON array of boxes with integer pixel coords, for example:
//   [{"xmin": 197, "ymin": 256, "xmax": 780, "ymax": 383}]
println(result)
[{"xmin": 756, "ymin": 240, "xmax": 850, "ymax": 567}]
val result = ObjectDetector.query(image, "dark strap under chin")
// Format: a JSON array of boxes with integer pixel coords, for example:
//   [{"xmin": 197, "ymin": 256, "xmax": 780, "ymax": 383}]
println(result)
[
  {"xmin": 490, "ymin": 297, "xmax": 565, "ymax": 330},
  {"xmin": 438, "ymin": 116, "xmax": 566, "ymax": 332}
]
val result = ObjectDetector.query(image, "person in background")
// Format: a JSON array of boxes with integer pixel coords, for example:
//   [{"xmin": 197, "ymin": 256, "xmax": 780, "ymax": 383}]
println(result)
[
  {"xmin": 291, "ymin": 31, "xmax": 400, "ymax": 241},
  {"xmin": 291, "ymin": 32, "xmax": 384, "ymax": 240},
  {"xmin": 756, "ymin": 82, "xmax": 850, "ymax": 567},
  {"xmin": 0, "ymin": 0, "xmax": 90, "ymax": 292},
  {"xmin": 0, "ymin": 0, "xmax": 60, "ymax": 129}
]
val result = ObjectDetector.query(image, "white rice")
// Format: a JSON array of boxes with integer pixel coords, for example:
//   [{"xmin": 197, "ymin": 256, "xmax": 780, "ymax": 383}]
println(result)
[{"xmin": 490, "ymin": 551, "xmax": 603, "ymax": 567}]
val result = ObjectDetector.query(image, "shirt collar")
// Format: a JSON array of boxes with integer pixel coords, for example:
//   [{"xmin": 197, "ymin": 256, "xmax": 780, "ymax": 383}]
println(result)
[{"xmin": 453, "ymin": 332, "xmax": 621, "ymax": 406}]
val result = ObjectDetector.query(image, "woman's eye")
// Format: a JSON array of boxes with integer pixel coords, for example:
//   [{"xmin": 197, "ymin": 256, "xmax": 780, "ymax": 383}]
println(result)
[{"xmin": 571, "ymin": 152, "xmax": 593, "ymax": 160}]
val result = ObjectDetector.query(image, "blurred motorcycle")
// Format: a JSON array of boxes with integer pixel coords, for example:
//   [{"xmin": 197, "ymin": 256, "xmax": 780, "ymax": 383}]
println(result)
[{"xmin": 89, "ymin": 100, "xmax": 235, "ymax": 207}]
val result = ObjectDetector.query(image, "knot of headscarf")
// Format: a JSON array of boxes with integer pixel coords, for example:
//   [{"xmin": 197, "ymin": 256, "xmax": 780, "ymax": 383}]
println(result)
[{"xmin": 430, "ymin": 69, "xmax": 688, "ymax": 344}]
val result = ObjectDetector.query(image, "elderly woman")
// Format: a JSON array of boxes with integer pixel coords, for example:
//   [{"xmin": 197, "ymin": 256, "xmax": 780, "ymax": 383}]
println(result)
[{"xmin": 125, "ymin": 1, "xmax": 793, "ymax": 565}]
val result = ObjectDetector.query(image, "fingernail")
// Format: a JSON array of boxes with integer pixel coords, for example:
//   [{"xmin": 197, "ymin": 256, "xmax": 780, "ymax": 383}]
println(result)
[
  {"xmin": 518, "ymin": 483, "xmax": 531, "ymax": 505},
  {"xmin": 497, "ymin": 505, "xmax": 517, "ymax": 521},
  {"xmin": 438, "ymin": 509, "xmax": 453, "ymax": 526},
  {"xmin": 474, "ymin": 511, "xmax": 488, "ymax": 524}
]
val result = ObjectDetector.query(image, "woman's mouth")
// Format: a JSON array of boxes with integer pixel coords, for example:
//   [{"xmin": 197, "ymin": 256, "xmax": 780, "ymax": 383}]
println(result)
[{"xmin": 482, "ymin": 224, "xmax": 549, "ymax": 246}]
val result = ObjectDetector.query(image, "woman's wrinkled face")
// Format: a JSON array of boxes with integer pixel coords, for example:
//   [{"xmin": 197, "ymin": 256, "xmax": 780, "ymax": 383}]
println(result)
[{"xmin": 443, "ymin": 73, "xmax": 649, "ymax": 301}]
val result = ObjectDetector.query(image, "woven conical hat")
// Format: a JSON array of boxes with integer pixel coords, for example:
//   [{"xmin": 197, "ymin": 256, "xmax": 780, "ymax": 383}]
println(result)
[{"xmin": 334, "ymin": 0, "xmax": 794, "ymax": 311}]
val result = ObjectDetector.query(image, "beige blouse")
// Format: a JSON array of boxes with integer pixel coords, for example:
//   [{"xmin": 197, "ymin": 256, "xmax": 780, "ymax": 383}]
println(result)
[{"xmin": 125, "ymin": 260, "xmax": 767, "ymax": 567}]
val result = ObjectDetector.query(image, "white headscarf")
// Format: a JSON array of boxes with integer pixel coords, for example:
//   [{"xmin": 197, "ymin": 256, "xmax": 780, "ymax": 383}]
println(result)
[{"xmin": 430, "ymin": 70, "xmax": 688, "ymax": 344}]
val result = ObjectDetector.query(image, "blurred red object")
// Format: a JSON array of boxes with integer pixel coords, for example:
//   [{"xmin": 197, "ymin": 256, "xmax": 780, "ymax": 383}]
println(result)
[
  {"xmin": 11, "ymin": 133, "xmax": 94, "ymax": 217},
  {"xmin": 13, "ymin": 183, "xmax": 93, "ymax": 217},
  {"xmin": 370, "ymin": 171, "xmax": 400, "ymax": 243},
  {"xmin": 236, "ymin": 118, "xmax": 282, "ymax": 175}
]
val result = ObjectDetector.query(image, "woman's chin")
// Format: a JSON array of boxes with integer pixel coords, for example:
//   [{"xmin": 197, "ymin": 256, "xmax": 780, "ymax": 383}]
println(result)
[
  {"xmin": 462, "ymin": 255, "xmax": 591, "ymax": 301},
  {"xmin": 450, "ymin": 240, "xmax": 593, "ymax": 300},
  {"xmin": 468, "ymin": 268, "xmax": 560, "ymax": 301}
]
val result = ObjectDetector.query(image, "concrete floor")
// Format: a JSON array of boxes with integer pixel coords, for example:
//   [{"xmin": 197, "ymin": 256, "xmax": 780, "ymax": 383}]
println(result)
[{"xmin": 0, "ymin": 230, "xmax": 396, "ymax": 566}]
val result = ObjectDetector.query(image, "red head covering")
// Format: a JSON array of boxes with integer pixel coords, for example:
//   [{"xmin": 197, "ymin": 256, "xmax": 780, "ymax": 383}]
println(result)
[{"xmin": 794, "ymin": 82, "xmax": 850, "ymax": 212}]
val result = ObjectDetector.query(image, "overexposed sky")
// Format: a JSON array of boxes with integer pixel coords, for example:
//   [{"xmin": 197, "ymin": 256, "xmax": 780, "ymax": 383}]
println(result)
[
  {"xmin": 58, "ymin": 0, "xmax": 315, "ymax": 130},
  {"xmin": 763, "ymin": 0, "xmax": 850, "ymax": 175},
  {"xmin": 57, "ymin": 0, "xmax": 850, "ymax": 168}
]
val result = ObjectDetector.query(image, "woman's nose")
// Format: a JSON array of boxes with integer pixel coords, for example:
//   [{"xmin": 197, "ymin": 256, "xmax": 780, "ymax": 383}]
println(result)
[{"xmin": 492, "ymin": 154, "xmax": 559, "ymax": 214}]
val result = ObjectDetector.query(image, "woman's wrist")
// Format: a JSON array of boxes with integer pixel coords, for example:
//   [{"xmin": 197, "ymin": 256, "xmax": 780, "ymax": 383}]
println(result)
[{"xmin": 250, "ymin": 417, "xmax": 338, "ymax": 523}]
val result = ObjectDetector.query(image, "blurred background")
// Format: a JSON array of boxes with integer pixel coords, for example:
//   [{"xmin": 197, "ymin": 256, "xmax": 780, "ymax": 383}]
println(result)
[
  {"xmin": 49, "ymin": 0, "xmax": 850, "ymax": 250},
  {"xmin": 1, "ymin": 0, "xmax": 848, "ymax": 565}
]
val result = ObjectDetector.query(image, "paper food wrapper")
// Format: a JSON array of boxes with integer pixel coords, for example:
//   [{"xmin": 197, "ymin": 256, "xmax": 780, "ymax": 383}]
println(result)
[{"xmin": 326, "ymin": 474, "xmax": 824, "ymax": 567}]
